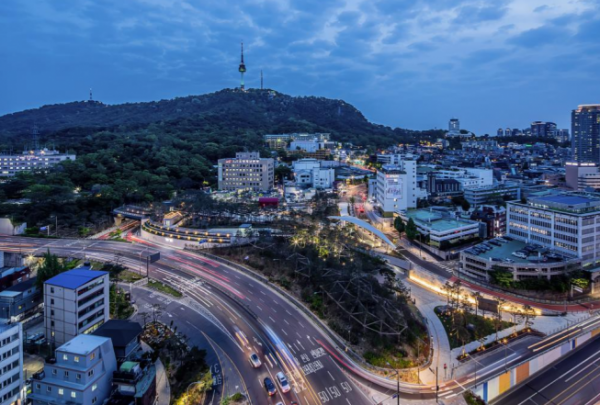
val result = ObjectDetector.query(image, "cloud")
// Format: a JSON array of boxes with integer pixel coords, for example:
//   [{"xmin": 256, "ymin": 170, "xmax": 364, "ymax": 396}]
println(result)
[{"xmin": 1, "ymin": 0, "xmax": 600, "ymax": 134}]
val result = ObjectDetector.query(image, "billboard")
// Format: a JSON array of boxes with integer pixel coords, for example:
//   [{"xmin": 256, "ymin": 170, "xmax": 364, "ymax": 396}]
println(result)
[{"xmin": 386, "ymin": 178, "xmax": 403, "ymax": 197}]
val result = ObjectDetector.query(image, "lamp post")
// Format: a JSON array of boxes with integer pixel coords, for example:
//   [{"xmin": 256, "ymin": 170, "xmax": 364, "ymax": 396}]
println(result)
[{"xmin": 386, "ymin": 362, "xmax": 400, "ymax": 405}]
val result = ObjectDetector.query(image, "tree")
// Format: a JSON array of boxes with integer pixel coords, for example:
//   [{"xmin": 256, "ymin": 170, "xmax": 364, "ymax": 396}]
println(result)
[
  {"xmin": 405, "ymin": 218, "xmax": 418, "ymax": 241},
  {"xmin": 36, "ymin": 250, "xmax": 68, "ymax": 288},
  {"xmin": 522, "ymin": 305, "xmax": 536, "ymax": 331},
  {"xmin": 394, "ymin": 216, "xmax": 405, "ymax": 238},
  {"xmin": 471, "ymin": 292, "xmax": 482, "ymax": 317},
  {"xmin": 461, "ymin": 199, "xmax": 471, "ymax": 212}
]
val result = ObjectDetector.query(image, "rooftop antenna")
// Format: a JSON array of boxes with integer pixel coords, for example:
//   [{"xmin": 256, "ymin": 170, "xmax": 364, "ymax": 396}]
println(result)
[
  {"xmin": 89, "ymin": 88, "xmax": 93, "ymax": 101},
  {"xmin": 261, "ymin": 69, "xmax": 263, "ymax": 90},
  {"xmin": 238, "ymin": 42, "xmax": 246, "ymax": 91}
]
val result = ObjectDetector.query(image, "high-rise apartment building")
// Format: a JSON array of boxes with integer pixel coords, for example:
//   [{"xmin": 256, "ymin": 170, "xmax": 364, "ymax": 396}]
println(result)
[
  {"xmin": 572, "ymin": 104, "xmax": 600, "ymax": 164},
  {"xmin": 531, "ymin": 121, "xmax": 557, "ymax": 138},
  {"xmin": 29, "ymin": 334, "xmax": 117, "ymax": 405},
  {"xmin": 44, "ymin": 269, "xmax": 110, "ymax": 346},
  {"xmin": 218, "ymin": 152, "xmax": 274, "ymax": 192},
  {"xmin": 449, "ymin": 118, "xmax": 460, "ymax": 133},
  {"xmin": 375, "ymin": 155, "xmax": 424, "ymax": 215}
]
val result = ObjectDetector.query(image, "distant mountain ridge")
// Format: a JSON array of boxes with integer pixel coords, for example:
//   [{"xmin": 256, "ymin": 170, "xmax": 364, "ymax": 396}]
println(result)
[{"xmin": 0, "ymin": 88, "xmax": 443, "ymax": 149}]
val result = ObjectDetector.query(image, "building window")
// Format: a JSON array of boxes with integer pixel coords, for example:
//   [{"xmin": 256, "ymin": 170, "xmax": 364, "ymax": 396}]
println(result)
[
  {"xmin": 92, "ymin": 383, "xmax": 97, "ymax": 391},
  {"xmin": 74, "ymin": 356, "xmax": 79, "ymax": 363},
  {"xmin": 50, "ymin": 299, "xmax": 54, "ymax": 305},
  {"xmin": 71, "ymin": 391, "xmax": 76, "ymax": 398},
  {"xmin": 58, "ymin": 389, "xmax": 64, "ymax": 395},
  {"xmin": 62, "ymin": 354, "xmax": 68, "ymax": 361},
  {"xmin": 47, "ymin": 386, "xmax": 52, "ymax": 392},
  {"xmin": 64, "ymin": 371, "xmax": 69, "ymax": 378},
  {"xmin": 52, "ymin": 369, "xmax": 57, "ymax": 376},
  {"xmin": 76, "ymin": 373, "xmax": 81, "ymax": 380},
  {"xmin": 90, "ymin": 352, "xmax": 96, "ymax": 360},
  {"xmin": 50, "ymin": 287, "xmax": 54, "ymax": 293}
]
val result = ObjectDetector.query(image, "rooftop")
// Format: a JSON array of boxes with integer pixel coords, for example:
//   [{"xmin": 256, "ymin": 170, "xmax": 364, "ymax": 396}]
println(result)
[
  {"xmin": 93, "ymin": 320, "xmax": 142, "ymax": 348},
  {"xmin": 465, "ymin": 239, "xmax": 574, "ymax": 264},
  {"xmin": 404, "ymin": 209, "xmax": 477, "ymax": 232},
  {"xmin": 45, "ymin": 268, "xmax": 107, "ymax": 289},
  {"xmin": 58, "ymin": 334, "xmax": 111, "ymax": 355}
]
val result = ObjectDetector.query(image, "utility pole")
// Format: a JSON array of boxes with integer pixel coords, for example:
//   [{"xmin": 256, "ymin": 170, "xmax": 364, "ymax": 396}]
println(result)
[{"xmin": 435, "ymin": 366, "xmax": 439, "ymax": 402}]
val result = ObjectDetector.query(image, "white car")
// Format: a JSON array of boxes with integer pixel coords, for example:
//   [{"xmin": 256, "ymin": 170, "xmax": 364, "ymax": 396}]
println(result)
[
  {"xmin": 276, "ymin": 372, "xmax": 291, "ymax": 393},
  {"xmin": 249, "ymin": 353, "xmax": 262, "ymax": 368}
]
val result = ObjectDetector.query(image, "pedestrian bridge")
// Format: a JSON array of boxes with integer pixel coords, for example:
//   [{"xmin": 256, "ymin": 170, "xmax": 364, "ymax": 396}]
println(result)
[{"xmin": 328, "ymin": 216, "xmax": 396, "ymax": 249}]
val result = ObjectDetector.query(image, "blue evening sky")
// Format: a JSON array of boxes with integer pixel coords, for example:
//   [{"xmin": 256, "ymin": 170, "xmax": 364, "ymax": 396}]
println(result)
[{"xmin": 1, "ymin": 0, "xmax": 599, "ymax": 134}]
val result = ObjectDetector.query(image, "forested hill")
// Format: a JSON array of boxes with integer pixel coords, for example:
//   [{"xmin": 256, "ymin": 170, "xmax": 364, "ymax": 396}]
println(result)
[{"xmin": 0, "ymin": 88, "xmax": 443, "ymax": 150}]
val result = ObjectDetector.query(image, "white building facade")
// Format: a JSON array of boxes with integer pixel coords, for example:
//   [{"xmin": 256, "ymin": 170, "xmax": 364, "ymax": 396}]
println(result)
[
  {"xmin": 507, "ymin": 194, "xmax": 600, "ymax": 269},
  {"xmin": 375, "ymin": 156, "xmax": 423, "ymax": 215},
  {"xmin": 29, "ymin": 335, "xmax": 117, "ymax": 405},
  {"xmin": 44, "ymin": 269, "xmax": 110, "ymax": 346},
  {"xmin": 292, "ymin": 159, "xmax": 335, "ymax": 189},
  {"xmin": 0, "ymin": 149, "xmax": 76, "ymax": 177},
  {"xmin": 0, "ymin": 323, "xmax": 23, "ymax": 405},
  {"xmin": 218, "ymin": 152, "xmax": 275, "ymax": 192},
  {"xmin": 433, "ymin": 168, "xmax": 494, "ymax": 190}
]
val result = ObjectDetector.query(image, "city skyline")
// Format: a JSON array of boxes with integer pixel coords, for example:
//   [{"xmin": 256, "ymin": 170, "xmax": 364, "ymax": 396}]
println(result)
[{"xmin": 2, "ymin": 0, "xmax": 599, "ymax": 134}]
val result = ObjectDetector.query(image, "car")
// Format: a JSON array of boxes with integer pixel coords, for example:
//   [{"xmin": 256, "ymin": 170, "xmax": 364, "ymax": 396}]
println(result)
[
  {"xmin": 276, "ymin": 372, "xmax": 291, "ymax": 393},
  {"xmin": 503, "ymin": 258, "xmax": 515, "ymax": 263},
  {"xmin": 249, "ymin": 353, "xmax": 262, "ymax": 368},
  {"xmin": 276, "ymin": 403, "xmax": 284, "ymax": 405},
  {"xmin": 264, "ymin": 377, "xmax": 277, "ymax": 396}
]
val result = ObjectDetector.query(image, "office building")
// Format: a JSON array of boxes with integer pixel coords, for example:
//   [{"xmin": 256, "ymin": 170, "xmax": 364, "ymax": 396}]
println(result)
[
  {"xmin": 375, "ymin": 156, "xmax": 425, "ymax": 215},
  {"xmin": 531, "ymin": 121, "xmax": 557, "ymax": 138},
  {"xmin": 464, "ymin": 182, "xmax": 521, "ymax": 206},
  {"xmin": 264, "ymin": 134, "xmax": 292, "ymax": 150},
  {"xmin": 432, "ymin": 168, "xmax": 494, "ymax": 190},
  {"xmin": 565, "ymin": 162, "xmax": 600, "ymax": 190},
  {"xmin": 507, "ymin": 193, "xmax": 600, "ymax": 268},
  {"xmin": 0, "ymin": 149, "xmax": 76, "ymax": 177},
  {"xmin": 29, "ymin": 334, "xmax": 117, "ymax": 405},
  {"xmin": 292, "ymin": 159, "xmax": 335, "ymax": 189},
  {"xmin": 217, "ymin": 152, "xmax": 274, "ymax": 192},
  {"xmin": 0, "ymin": 322, "xmax": 23, "ymax": 405},
  {"xmin": 44, "ymin": 269, "xmax": 110, "ymax": 346},
  {"xmin": 449, "ymin": 118, "xmax": 460, "ymax": 133},
  {"xmin": 572, "ymin": 104, "xmax": 600, "ymax": 164}
]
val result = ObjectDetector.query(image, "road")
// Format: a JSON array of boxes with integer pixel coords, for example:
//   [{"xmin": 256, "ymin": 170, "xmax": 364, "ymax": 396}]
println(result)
[
  {"xmin": 6, "ymin": 235, "xmax": 600, "ymax": 404},
  {"xmin": 493, "ymin": 337, "xmax": 600, "ymax": 405},
  {"xmin": 3, "ymin": 236, "xmax": 397, "ymax": 404}
]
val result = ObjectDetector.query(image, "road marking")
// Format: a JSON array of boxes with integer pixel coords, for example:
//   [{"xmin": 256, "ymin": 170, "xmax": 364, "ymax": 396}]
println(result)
[
  {"xmin": 565, "ymin": 359, "xmax": 600, "ymax": 382},
  {"xmin": 304, "ymin": 396, "xmax": 310, "ymax": 405},
  {"xmin": 286, "ymin": 310, "xmax": 292, "ymax": 316},
  {"xmin": 327, "ymin": 371, "xmax": 335, "ymax": 381},
  {"xmin": 296, "ymin": 332, "xmax": 302, "ymax": 338},
  {"xmin": 272, "ymin": 308, "xmax": 277, "ymax": 313},
  {"xmin": 297, "ymin": 340, "xmax": 306, "ymax": 350},
  {"xmin": 282, "ymin": 329, "xmax": 288, "ymax": 336},
  {"xmin": 260, "ymin": 291, "xmax": 266, "ymax": 295},
  {"xmin": 299, "ymin": 322, "xmax": 305, "ymax": 328},
  {"xmin": 346, "ymin": 399, "xmax": 352, "ymax": 405},
  {"xmin": 259, "ymin": 297, "xmax": 265, "ymax": 303},
  {"xmin": 269, "ymin": 316, "xmax": 275, "ymax": 322},
  {"xmin": 284, "ymin": 319, "xmax": 290, "ymax": 325},
  {"xmin": 287, "ymin": 343, "xmax": 296, "ymax": 354},
  {"xmin": 256, "ymin": 306, "xmax": 263, "ymax": 311}
]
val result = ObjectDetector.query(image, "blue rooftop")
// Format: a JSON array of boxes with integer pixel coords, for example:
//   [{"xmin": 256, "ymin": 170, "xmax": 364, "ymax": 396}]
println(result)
[
  {"xmin": 537, "ymin": 195, "xmax": 595, "ymax": 205},
  {"xmin": 45, "ymin": 268, "xmax": 108, "ymax": 289}
]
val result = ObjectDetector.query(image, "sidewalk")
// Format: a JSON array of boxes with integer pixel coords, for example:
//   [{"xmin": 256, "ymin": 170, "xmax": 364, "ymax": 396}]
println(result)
[{"xmin": 141, "ymin": 341, "xmax": 170, "ymax": 405}]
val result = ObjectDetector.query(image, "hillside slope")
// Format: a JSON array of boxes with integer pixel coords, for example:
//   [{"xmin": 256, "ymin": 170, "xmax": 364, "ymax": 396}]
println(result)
[{"xmin": 0, "ymin": 88, "xmax": 442, "ymax": 149}]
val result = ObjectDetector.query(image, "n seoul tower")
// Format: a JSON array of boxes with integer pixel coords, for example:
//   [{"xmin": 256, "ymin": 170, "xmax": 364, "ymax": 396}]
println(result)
[{"xmin": 239, "ymin": 42, "xmax": 247, "ymax": 91}]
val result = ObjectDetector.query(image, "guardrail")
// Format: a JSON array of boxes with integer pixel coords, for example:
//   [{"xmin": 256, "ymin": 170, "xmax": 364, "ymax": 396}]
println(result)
[{"xmin": 186, "ymin": 248, "xmax": 431, "ymax": 381}]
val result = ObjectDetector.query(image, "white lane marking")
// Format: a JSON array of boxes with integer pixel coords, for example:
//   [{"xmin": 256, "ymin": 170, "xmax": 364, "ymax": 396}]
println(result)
[
  {"xmin": 328, "ymin": 371, "xmax": 335, "ymax": 381},
  {"xmin": 260, "ymin": 290, "xmax": 266, "ymax": 295},
  {"xmin": 286, "ymin": 310, "xmax": 292, "ymax": 316},
  {"xmin": 346, "ymin": 399, "xmax": 352, "ymax": 405},
  {"xmin": 259, "ymin": 297, "xmax": 265, "ymax": 303},
  {"xmin": 256, "ymin": 306, "xmax": 263, "ymax": 311},
  {"xmin": 299, "ymin": 322, "xmax": 305, "ymax": 328},
  {"xmin": 269, "ymin": 316, "xmax": 276, "ymax": 322},
  {"xmin": 565, "ymin": 359, "xmax": 600, "ymax": 382},
  {"xmin": 284, "ymin": 319, "xmax": 290, "ymax": 325},
  {"xmin": 304, "ymin": 396, "xmax": 310, "ymax": 405},
  {"xmin": 234, "ymin": 275, "xmax": 241, "ymax": 279},
  {"xmin": 296, "ymin": 332, "xmax": 302, "ymax": 338},
  {"xmin": 282, "ymin": 329, "xmax": 288, "ymax": 336},
  {"xmin": 272, "ymin": 308, "xmax": 277, "ymax": 313},
  {"xmin": 297, "ymin": 340, "xmax": 306, "ymax": 351},
  {"xmin": 248, "ymin": 289, "xmax": 254, "ymax": 295}
]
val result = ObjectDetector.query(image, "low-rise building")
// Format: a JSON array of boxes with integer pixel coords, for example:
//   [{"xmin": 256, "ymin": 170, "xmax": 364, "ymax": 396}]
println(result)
[
  {"xmin": 433, "ymin": 168, "xmax": 494, "ymax": 190},
  {"xmin": 464, "ymin": 182, "xmax": 521, "ymax": 206},
  {"xmin": 470, "ymin": 205, "xmax": 507, "ymax": 238},
  {"xmin": 399, "ymin": 209, "xmax": 480, "ymax": 251},
  {"xmin": 292, "ymin": 159, "xmax": 335, "ymax": 189},
  {"xmin": 0, "ymin": 277, "xmax": 42, "ymax": 322},
  {"xmin": 218, "ymin": 152, "xmax": 274, "ymax": 192},
  {"xmin": 0, "ymin": 149, "xmax": 76, "ymax": 177},
  {"xmin": 29, "ymin": 334, "xmax": 117, "ymax": 405},
  {"xmin": 92, "ymin": 320, "xmax": 142, "ymax": 361},
  {"xmin": 44, "ymin": 269, "xmax": 110, "ymax": 346}
]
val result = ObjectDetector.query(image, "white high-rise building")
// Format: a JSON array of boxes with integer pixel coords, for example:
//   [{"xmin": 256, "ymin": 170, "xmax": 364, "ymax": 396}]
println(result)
[
  {"xmin": 44, "ymin": 269, "xmax": 110, "ymax": 346},
  {"xmin": 0, "ymin": 322, "xmax": 23, "ymax": 405},
  {"xmin": 375, "ymin": 155, "xmax": 424, "ymax": 215}
]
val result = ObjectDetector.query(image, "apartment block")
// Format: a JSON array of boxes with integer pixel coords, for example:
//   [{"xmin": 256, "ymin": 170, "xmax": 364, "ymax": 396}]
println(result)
[{"xmin": 44, "ymin": 269, "xmax": 110, "ymax": 346}]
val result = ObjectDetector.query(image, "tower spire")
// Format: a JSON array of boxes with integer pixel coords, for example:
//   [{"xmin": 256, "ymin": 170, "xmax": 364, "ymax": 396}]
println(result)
[
  {"xmin": 238, "ymin": 42, "xmax": 246, "ymax": 91},
  {"xmin": 89, "ymin": 88, "xmax": 93, "ymax": 102},
  {"xmin": 261, "ymin": 69, "xmax": 263, "ymax": 90}
]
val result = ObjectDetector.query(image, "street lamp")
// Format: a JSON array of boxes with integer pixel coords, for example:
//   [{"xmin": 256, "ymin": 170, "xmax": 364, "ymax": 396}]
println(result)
[{"xmin": 386, "ymin": 362, "xmax": 400, "ymax": 405}]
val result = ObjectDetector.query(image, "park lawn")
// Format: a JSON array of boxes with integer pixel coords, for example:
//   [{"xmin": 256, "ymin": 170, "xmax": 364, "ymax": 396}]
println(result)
[
  {"xmin": 148, "ymin": 280, "xmax": 183, "ymax": 298},
  {"xmin": 435, "ymin": 307, "xmax": 514, "ymax": 349}
]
